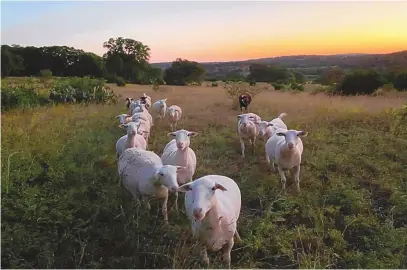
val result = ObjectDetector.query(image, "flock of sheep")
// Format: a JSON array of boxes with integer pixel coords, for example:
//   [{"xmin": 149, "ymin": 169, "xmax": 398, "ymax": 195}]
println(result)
[{"xmin": 114, "ymin": 92, "xmax": 308, "ymax": 268}]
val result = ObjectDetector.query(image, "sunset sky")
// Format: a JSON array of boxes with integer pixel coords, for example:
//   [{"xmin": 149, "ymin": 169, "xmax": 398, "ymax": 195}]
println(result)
[{"xmin": 1, "ymin": 1, "xmax": 407, "ymax": 63}]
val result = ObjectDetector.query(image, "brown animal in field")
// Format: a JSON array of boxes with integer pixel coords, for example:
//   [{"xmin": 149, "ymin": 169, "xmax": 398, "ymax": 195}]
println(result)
[{"xmin": 238, "ymin": 93, "xmax": 252, "ymax": 113}]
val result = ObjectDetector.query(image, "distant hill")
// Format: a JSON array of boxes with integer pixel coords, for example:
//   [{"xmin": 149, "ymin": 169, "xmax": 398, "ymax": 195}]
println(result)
[{"xmin": 151, "ymin": 50, "xmax": 407, "ymax": 78}]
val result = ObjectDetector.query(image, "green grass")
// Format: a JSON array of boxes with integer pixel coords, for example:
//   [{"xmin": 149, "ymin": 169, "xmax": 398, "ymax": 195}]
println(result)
[{"xmin": 1, "ymin": 82, "xmax": 407, "ymax": 268}]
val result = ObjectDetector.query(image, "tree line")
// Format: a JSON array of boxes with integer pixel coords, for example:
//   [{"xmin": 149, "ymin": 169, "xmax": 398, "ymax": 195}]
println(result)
[{"xmin": 2, "ymin": 37, "xmax": 407, "ymax": 94}]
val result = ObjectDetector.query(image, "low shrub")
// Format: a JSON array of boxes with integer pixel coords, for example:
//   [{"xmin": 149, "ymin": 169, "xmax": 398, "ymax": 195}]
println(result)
[{"xmin": 1, "ymin": 85, "xmax": 48, "ymax": 112}]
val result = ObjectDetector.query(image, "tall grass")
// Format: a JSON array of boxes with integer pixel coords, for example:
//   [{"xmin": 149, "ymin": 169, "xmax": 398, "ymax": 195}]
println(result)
[{"xmin": 1, "ymin": 81, "xmax": 407, "ymax": 268}]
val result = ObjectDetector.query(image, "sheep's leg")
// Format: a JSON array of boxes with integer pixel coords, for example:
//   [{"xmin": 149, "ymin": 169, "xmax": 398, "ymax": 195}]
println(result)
[
  {"xmin": 252, "ymin": 136, "xmax": 256, "ymax": 153},
  {"xmin": 265, "ymin": 152, "xmax": 272, "ymax": 172},
  {"xmin": 201, "ymin": 246, "xmax": 210, "ymax": 266},
  {"xmin": 293, "ymin": 165, "xmax": 301, "ymax": 193},
  {"xmin": 277, "ymin": 165, "xmax": 287, "ymax": 192},
  {"xmin": 240, "ymin": 138, "xmax": 245, "ymax": 158},
  {"xmin": 162, "ymin": 195, "xmax": 169, "ymax": 225},
  {"xmin": 143, "ymin": 196, "xmax": 151, "ymax": 210},
  {"xmin": 223, "ymin": 237, "xmax": 234, "ymax": 269},
  {"xmin": 174, "ymin": 121, "xmax": 178, "ymax": 130},
  {"xmin": 234, "ymin": 229, "xmax": 242, "ymax": 242},
  {"xmin": 172, "ymin": 191, "xmax": 179, "ymax": 212}
]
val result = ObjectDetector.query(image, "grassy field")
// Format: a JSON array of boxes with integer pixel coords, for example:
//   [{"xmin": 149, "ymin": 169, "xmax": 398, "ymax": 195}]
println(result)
[{"xmin": 2, "ymin": 80, "xmax": 407, "ymax": 268}]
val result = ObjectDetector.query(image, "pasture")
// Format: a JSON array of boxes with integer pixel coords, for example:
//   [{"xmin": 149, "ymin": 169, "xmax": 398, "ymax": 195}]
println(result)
[{"xmin": 2, "ymin": 79, "xmax": 407, "ymax": 268}]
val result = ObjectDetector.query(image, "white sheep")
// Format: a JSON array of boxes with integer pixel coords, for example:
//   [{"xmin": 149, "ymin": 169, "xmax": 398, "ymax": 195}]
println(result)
[
  {"xmin": 115, "ymin": 121, "xmax": 147, "ymax": 158},
  {"xmin": 166, "ymin": 105, "xmax": 182, "ymax": 131},
  {"xmin": 118, "ymin": 148, "xmax": 187, "ymax": 224},
  {"xmin": 130, "ymin": 112, "xmax": 152, "ymax": 145},
  {"xmin": 258, "ymin": 112, "xmax": 288, "ymax": 141},
  {"xmin": 161, "ymin": 129, "xmax": 198, "ymax": 211},
  {"xmin": 131, "ymin": 104, "xmax": 154, "ymax": 127},
  {"xmin": 115, "ymin": 113, "xmax": 133, "ymax": 125},
  {"xmin": 140, "ymin": 93, "xmax": 152, "ymax": 109},
  {"xmin": 152, "ymin": 98, "xmax": 167, "ymax": 120},
  {"xmin": 237, "ymin": 113, "xmax": 261, "ymax": 158},
  {"xmin": 178, "ymin": 175, "xmax": 242, "ymax": 268},
  {"xmin": 265, "ymin": 128, "xmax": 308, "ymax": 192},
  {"xmin": 128, "ymin": 99, "xmax": 142, "ymax": 115}
]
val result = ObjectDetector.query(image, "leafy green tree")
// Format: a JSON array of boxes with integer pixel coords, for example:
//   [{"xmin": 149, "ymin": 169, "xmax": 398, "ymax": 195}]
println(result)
[
  {"xmin": 319, "ymin": 67, "xmax": 345, "ymax": 85},
  {"xmin": 247, "ymin": 64, "xmax": 294, "ymax": 84},
  {"xmin": 336, "ymin": 69, "xmax": 385, "ymax": 95},
  {"xmin": 393, "ymin": 72, "xmax": 407, "ymax": 91},
  {"xmin": 164, "ymin": 58, "xmax": 205, "ymax": 85}
]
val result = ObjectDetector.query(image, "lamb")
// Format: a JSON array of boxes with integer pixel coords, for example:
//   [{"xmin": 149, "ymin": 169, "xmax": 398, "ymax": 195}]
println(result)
[
  {"xmin": 130, "ymin": 112, "xmax": 152, "ymax": 146},
  {"xmin": 161, "ymin": 129, "xmax": 198, "ymax": 211},
  {"xmin": 258, "ymin": 112, "xmax": 288, "ymax": 142},
  {"xmin": 265, "ymin": 128, "xmax": 308, "ymax": 193},
  {"xmin": 115, "ymin": 121, "xmax": 147, "ymax": 158},
  {"xmin": 125, "ymin": 97, "xmax": 134, "ymax": 109},
  {"xmin": 237, "ymin": 113, "xmax": 260, "ymax": 158},
  {"xmin": 152, "ymin": 98, "xmax": 167, "ymax": 120},
  {"xmin": 118, "ymin": 148, "xmax": 187, "ymax": 224},
  {"xmin": 131, "ymin": 104, "xmax": 154, "ymax": 127},
  {"xmin": 115, "ymin": 113, "xmax": 133, "ymax": 125},
  {"xmin": 166, "ymin": 105, "xmax": 182, "ymax": 131},
  {"xmin": 238, "ymin": 93, "xmax": 252, "ymax": 113},
  {"xmin": 128, "ymin": 99, "xmax": 142, "ymax": 115},
  {"xmin": 139, "ymin": 93, "xmax": 152, "ymax": 109},
  {"xmin": 178, "ymin": 175, "xmax": 242, "ymax": 268}
]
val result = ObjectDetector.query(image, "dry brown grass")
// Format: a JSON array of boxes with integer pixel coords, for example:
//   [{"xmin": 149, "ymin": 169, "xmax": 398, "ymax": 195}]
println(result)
[{"xmin": 110, "ymin": 83, "xmax": 407, "ymax": 128}]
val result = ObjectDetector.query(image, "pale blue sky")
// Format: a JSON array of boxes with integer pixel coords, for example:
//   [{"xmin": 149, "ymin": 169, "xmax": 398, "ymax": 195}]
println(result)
[{"xmin": 1, "ymin": 1, "xmax": 407, "ymax": 62}]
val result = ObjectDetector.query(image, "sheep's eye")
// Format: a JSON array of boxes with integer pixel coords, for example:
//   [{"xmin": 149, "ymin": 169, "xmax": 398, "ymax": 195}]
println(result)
[{"xmin": 159, "ymin": 172, "xmax": 164, "ymax": 176}]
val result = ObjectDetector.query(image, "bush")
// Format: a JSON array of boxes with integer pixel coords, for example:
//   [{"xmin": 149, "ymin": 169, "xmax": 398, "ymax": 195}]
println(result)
[
  {"xmin": 1, "ymin": 86, "xmax": 48, "ymax": 112},
  {"xmin": 273, "ymin": 83, "xmax": 284, "ymax": 90},
  {"xmin": 393, "ymin": 72, "xmax": 407, "ymax": 91},
  {"xmin": 49, "ymin": 77, "xmax": 117, "ymax": 104},
  {"xmin": 249, "ymin": 80, "xmax": 256, "ymax": 86},
  {"xmin": 291, "ymin": 83, "xmax": 305, "ymax": 92},
  {"xmin": 114, "ymin": 76, "xmax": 126, "ymax": 87},
  {"xmin": 212, "ymin": 82, "xmax": 218, "ymax": 87},
  {"xmin": 39, "ymin": 69, "xmax": 53, "ymax": 78},
  {"xmin": 336, "ymin": 70, "xmax": 385, "ymax": 96}
]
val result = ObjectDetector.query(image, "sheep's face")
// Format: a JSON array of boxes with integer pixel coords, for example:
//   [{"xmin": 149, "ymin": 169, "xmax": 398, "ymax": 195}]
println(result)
[
  {"xmin": 167, "ymin": 108, "xmax": 176, "ymax": 117},
  {"xmin": 259, "ymin": 121, "xmax": 272, "ymax": 136},
  {"xmin": 178, "ymin": 179, "xmax": 227, "ymax": 221},
  {"xmin": 159, "ymin": 98, "xmax": 167, "ymax": 108},
  {"xmin": 116, "ymin": 114, "xmax": 130, "ymax": 124},
  {"xmin": 237, "ymin": 114, "xmax": 255, "ymax": 128},
  {"xmin": 155, "ymin": 165, "xmax": 186, "ymax": 192},
  {"xmin": 276, "ymin": 129, "xmax": 308, "ymax": 149},
  {"xmin": 168, "ymin": 129, "xmax": 198, "ymax": 150}
]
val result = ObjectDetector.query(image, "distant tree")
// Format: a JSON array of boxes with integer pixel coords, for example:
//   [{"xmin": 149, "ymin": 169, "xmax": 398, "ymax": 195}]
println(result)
[
  {"xmin": 393, "ymin": 72, "xmax": 407, "ymax": 91},
  {"xmin": 247, "ymin": 64, "xmax": 294, "ymax": 84},
  {"xmin": 319, "ymin": 66, "xmax": 345, "ymax": 85},
  {"xmin": 164, "ymin": 58, "xmax": 205, "ymax": 85},
  {"xmin": 1, "ymin": 45, "xmax": 24, "ymax": 77},
  {"xmin": 102, "ymin": 37, "xmax": 151, "ymax": 82},
  {"xmin": 336, "ymin": 69, "xmax": 385, "ymax": 95},
  {"xmin": 292, "ymin": 70, "xmax": 306, "ymax": 84}
]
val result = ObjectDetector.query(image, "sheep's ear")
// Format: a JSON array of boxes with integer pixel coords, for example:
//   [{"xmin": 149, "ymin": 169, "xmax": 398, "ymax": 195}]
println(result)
[
  {"xmin": 212, "ymin": 183, "xmax": 227, "ymax": 192},
  {"xmin": 187, "ymin": 131, "xmax": 198, "ymax": 137},
  {"xmin": 276, "ymin": 131, "xmax": 286, "ymax": 137},
  {"xmin": 297, "ymin": 131, "xmax": 308, "ymax": 137},
  {"xmin": 267, "ymin": 122, "xmax": 274, "ymax": 127},
  {"xmin": 115, "ymin": 115, "xmax": 120, "ymax": 119},
  {"xmin": 167, "ymin": 132, "xmax": 176, "ymax": 137},
  {"xmin": 163, "ymin": 98, "xmax": 167, "ymax": 102},
  {"xmin": 178, "ymin": 183, "xmax": 192, "ymax": 192},
  {"xmin": 237, "ymin": 114, "xmax": 243, "ymax": 119}
]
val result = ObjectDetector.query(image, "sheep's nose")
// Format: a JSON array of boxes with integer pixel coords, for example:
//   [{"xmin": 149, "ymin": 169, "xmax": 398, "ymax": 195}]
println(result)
[
  {"xmin": 193, "ymin": 208, "xmax": 202, "ymax": 217},
  {"xmin": 288, "ymin": 143, "xmax": 294, "ymax": 149},
  {"xmin": 177, "ymin": 143, "xmax": 184, "ymax": 148}
]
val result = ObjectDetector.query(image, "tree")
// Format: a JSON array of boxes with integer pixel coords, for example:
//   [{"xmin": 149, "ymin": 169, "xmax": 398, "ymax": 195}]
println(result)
[
  {"xmin": 292, "ymin": 70, "xmax": 305, "ymax": 84},
  {"xmin": 247, "ymin": 64, "xmax": 294, "ymax": 84},
  {"xmin": 336, "ymin": 69, "xmax": 385, "ymax": 95},
  {"xmin": 1, "ymin": 45, "xmax": 24, "ymax": 77},
  {"xmin": 164, "ymin": 58, "xmax": 205, "ymax": 85},
  {"xmin": 102, "ymin": 37, "xmax": 151, "ymax": 82},
  {"xmin": 393, "ymin": 72, "xmax": 407, "ymax": 91},
  {"xmin": 318, "ymin": 67, "xmax": 345, "ymax": 85}
]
